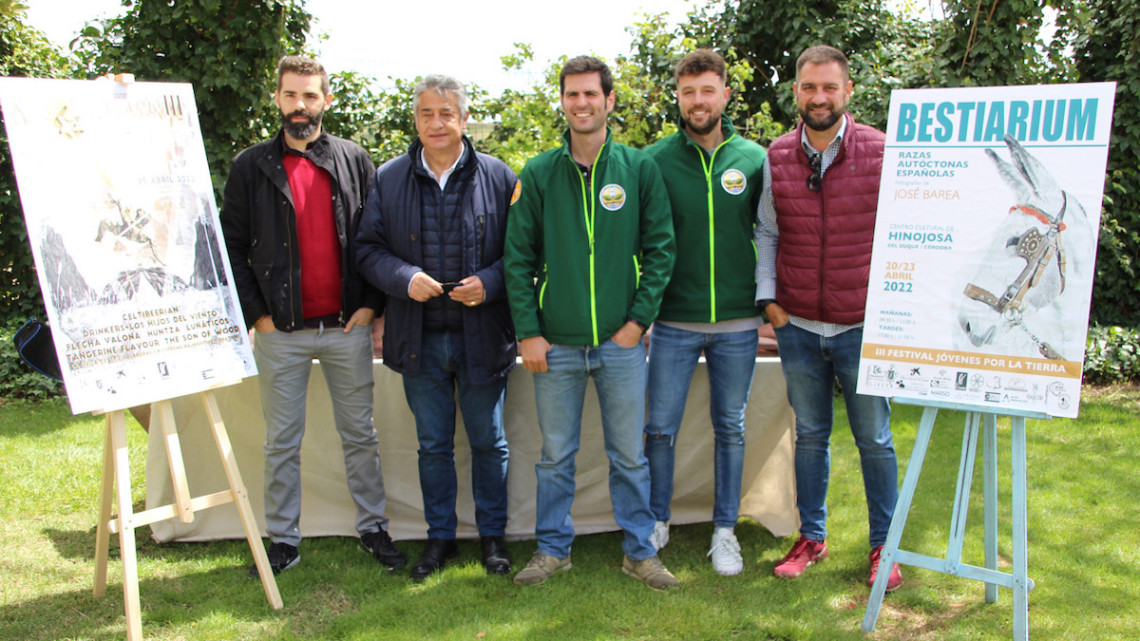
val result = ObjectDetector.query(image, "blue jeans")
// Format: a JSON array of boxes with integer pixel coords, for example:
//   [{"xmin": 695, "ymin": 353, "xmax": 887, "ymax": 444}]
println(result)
[
  {"xmin": 402, "ymin": 331, "xmax": 509, "ymax": 540},
  {"xmin": 773, "ymin": 322, "xmax": 898, "ymax": 548},
  {"xmin": 253, "ymin": 324, "xmax": 389, "ymax": 547},
  {"xmin": 532, "ymin": 339, "xmax": 657, "ymax": 560},
  {"xmin": 644, "ymin": 324, "xmax": 759, "ymax": 528}
]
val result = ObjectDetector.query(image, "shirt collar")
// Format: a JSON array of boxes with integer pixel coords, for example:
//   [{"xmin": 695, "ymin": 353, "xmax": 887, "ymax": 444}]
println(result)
[
  {"xmin": 799, "ymin": 116, "xmax": 847, "ymax": 157},
  {"xmin": 281, "ymin": 131, "xmax": 326, "ymax": 157},
  {"xmin": 420, "ymin": 144, "xmax": 465, "ymax": 190}
]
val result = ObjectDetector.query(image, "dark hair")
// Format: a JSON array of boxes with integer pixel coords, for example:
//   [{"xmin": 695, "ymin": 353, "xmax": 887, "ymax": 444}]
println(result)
[
  {"xmin": 276, "ymin": 55, "xmax": 329, "ymax": 95},
  {"xmin": 559, "ymin": 55, "xmax": 613, "ymax": 96},
  {"xmin": 675, "ymin": 49, "xmax": 726, "ymax": 85},
  {"xmin": 795, "ymin": 45, "xmax": 849, "ymax": 82}
]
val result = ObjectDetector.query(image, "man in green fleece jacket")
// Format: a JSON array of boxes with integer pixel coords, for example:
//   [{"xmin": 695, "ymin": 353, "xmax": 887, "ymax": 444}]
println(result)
[
  {"xmin": 504, "ymin": 55, "xmax": 678, "ymax": 590},
  {"xmin": 642, "ymin": 49, "xmax": 767, "ymax": 576}
]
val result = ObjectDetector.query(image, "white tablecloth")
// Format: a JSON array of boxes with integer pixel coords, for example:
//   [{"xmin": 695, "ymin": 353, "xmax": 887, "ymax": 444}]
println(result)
[{"xmin": 145, "ymin": 358, "xmax": 796, "ymax": 542}]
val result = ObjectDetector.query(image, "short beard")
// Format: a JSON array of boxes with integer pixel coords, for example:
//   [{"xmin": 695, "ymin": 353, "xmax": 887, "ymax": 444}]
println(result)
[
  {"xmin": 282, "ymin": 109, "xmax": 323, "ymax": 140},
  {"xmin": 683, "ymin": 114, "xmax": 719, "ymax": 137},
  {"xmin": 800, "ymin": 106, "xmax": 843, "ymax": 132}
]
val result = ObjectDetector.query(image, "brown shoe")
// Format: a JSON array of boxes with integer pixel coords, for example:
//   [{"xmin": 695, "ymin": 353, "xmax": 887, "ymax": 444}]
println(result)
[
  {"xmin": 622, "ymin": 555, "xmax": 679, "ymax": 591},
  {"xmin": 513, "ymin": 552, "xmax": 571, "ymax": 586}
]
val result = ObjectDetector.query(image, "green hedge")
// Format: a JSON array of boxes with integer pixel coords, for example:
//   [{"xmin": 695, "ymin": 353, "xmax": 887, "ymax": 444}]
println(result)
[{"xmin": 1083, "ymin": 324, "xmax": 1140, "ymax": 385}]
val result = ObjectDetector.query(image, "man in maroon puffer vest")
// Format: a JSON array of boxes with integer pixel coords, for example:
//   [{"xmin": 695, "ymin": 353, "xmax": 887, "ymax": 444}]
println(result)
[{"xmin": 754, "ymin": 45, "xmax": 902, "ymax": 592}]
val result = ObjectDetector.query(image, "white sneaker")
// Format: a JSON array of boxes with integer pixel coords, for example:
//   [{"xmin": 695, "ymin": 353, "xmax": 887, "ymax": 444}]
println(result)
[
  {"xmin": 708, "ymin": 527, "xmax": 743, "ymax": 576},
  {"xmin": 650, "ymin": 520, "xmax": 670, "ymax": 551}
]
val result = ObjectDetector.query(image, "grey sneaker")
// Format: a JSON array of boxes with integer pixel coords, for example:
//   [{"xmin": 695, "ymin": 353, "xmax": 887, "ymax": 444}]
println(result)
[
  {"xmin": 650, "ymin": 520, "xmax": 670, "ymax": 551},
  {"xmin": 513, "ymin": 552, "xmax": 572, "ymax": 586},
  {"xmin": 708, "ymin": 527, "xmax": 743, "ymax": 576},
  {"xmin": 622, "ymin": 555, "xmax": 679, "ymax": 590}
]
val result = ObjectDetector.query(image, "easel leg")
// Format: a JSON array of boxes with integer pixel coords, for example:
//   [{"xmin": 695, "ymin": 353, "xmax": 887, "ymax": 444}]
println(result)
[
  {"xmin": 983, "ymin": 413, "xmax": 999, "ymax": 604},
  {"xmin": 200, "ymin": 391, "xmax": 282, "ymax": 609},
  {"xmin": 93, "ymin": 418, "xmax": 114, "ymax": 598},
  {"xmin": 156, "ymin": 399, "xmax": 195, "ymax": 524},
  {"xmin": 862, "ymin": 405, "xmax": 939, "ymax": 632},
  {"xmin": 946, "ymin": 412, "xmax": 981, "ymax": 571},
  {"xmin": 1011, "ymin": 417, "xmax": 1029, "ymax": 640},
  {"xmin": 108, "ymin": 410, "xmax": 143, "ymax": 641}
]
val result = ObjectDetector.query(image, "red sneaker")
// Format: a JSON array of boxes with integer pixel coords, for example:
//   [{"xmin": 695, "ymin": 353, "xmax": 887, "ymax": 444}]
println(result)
[
  {"xmin": 773, "ymin": 536, "xmax": 828, "ymax": 578},
  {"xmin": 868, "ymin": 545, "xmax": 903, "ymax": 591}
]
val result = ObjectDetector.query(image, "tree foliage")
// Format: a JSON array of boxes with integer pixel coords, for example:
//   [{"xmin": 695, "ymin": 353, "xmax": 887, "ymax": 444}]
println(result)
[
  {"xmin": 323, "ymin": 71, "xmax": 418, "ymax": 164},
  {"xmin": 477, "ymin": 47, "xmax": 565, "ymax": 173},
  {"xmin": 1071, "ymin": 0, "xmax": 1140, "ymax": 325},
  {"xmin": 475, "ymin": 31, "xmax": 682, "ymax": 173},
  {"xmin": 0, "ymin": 13, "xmax": 75, "ymax": 326},
  {"xmin": 74, "ymin": 0, "xmax": 310, "ymax": 194},
  {"xmin": 696, "ymin": 0, "xmax": 913, "ymax": 131},
  {"xmin": 931, "ymin": 0, "xmax": 1052, "ymax": 86},
  {"xmin": 693, "ymin": 1, "xmax": 1085, "ymax": 132},
  {"xmin": 477, "ymin": 14, "xmax": 785, "ymax": 173}
]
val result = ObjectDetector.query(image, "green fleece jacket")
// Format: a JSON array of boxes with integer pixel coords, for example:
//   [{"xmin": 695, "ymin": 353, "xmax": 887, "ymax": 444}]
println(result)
[
  {"xmin": 645, "ymin": 116, "xmax": 766, "ymax": 323},
  {"xmin": 505, "ymin": 129, "xmax": 676, "ymax": 346}
]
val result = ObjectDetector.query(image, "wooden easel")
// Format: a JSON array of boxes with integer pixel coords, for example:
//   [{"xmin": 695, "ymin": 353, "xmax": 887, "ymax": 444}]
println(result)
[
  {"xmin": 862, "ymin": 399, "xmax": 1046, "ymax": 640},
  {"xmin": 92, "ymin": 387, "xmax": 282, "ymax": 641}
]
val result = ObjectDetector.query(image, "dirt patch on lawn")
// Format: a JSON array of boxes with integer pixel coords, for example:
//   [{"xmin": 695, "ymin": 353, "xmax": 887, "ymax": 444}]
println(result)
[{"xmin": 1082, "ymin": 382, "xmax": 1140, "ymax": 410}]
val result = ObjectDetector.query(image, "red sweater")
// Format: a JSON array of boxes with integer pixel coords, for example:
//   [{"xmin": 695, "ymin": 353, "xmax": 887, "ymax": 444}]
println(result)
[{"xmin": 284, "ymin": 151, "xmax": 343, "ymax": 319}]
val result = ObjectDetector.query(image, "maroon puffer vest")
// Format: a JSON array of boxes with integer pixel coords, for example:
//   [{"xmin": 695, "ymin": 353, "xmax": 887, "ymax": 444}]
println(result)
[{"xmin": 769, "ymin": 113, "xmax": 884, "ymax": 325}]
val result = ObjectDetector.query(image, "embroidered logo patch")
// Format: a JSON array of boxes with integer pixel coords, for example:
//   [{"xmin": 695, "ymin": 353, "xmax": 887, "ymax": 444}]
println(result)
[
  {"xmin": 599, "ymin": 183, "xmax": 626, "ymax": 211},
  {"xmin": 721, "ymin": 169, "xmax": 746, "ymax": 195}
]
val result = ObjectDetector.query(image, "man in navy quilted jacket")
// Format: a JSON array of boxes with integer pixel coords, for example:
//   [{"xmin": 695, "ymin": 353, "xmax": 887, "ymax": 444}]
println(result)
[{"xmin": 355, "ymin": 75, "xmax": 519, "ymax": 581}]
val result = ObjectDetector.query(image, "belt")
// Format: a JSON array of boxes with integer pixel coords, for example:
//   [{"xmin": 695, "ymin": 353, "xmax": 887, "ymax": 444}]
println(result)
[{"xmin": 302, "ymin": 313, "xmax": 342, "ymax": 329}]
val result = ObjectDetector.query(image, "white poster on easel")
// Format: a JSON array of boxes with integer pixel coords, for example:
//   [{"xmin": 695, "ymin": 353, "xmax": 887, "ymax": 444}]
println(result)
[
  {"xmin": 857, "ymin": 83, "xmax": 1116, "ymax": 419},
  {"xmin": 0, "ymin": 78, "xmax": 255, "ymax": 414}
]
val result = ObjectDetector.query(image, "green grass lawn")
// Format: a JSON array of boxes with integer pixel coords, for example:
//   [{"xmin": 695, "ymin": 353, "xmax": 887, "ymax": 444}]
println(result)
[{"xmin": 2, "ymin": 387, "xmax": 1138, "ymax": 640}]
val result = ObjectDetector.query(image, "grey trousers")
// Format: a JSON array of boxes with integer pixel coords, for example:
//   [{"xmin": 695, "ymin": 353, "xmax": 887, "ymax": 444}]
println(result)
[{"xmin": 253, "ymin": 324, "xmax": 389, "ymax": 546}]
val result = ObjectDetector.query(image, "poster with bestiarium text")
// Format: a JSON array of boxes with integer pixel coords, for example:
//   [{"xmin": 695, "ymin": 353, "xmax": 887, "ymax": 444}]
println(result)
[
  {"xmin": 0, "ymin": 78, "xmax": 255, "ymax": 414},
  {"xmin": 856, "ymin": 83, "xmax": 1116, "ymax": 419}
]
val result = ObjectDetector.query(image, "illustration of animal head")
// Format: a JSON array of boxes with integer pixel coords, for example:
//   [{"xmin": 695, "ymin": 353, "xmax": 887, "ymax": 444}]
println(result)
[{"xmin": 957, "ymin": 135, "xmax": 1090, "ymax": 360}]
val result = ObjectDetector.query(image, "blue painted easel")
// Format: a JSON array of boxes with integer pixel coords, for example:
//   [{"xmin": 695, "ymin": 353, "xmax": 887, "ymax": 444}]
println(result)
[{"xmin": 862, "ymin": 398, "xmax": 1047, "ymax": 640}]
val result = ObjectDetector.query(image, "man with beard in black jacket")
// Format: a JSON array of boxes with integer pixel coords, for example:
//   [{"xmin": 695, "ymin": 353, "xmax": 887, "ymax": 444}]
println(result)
[{"xmin": 221, "ymin": 55, "xmax": 404, "ymax": 577}]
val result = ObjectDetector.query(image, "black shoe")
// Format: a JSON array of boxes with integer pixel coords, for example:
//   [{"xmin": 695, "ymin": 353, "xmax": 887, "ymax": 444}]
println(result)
[
  {"xmin": 409, "ymin": 539, "xmax": 458, "ymax": 581},
  {"xmin": 249, "ymin": 541, "xmax": 299, "ymax": 578},
  {"xmin": 481, "ymin": 536, "xmax": 512, "ymax": 575},
  {"xmin": 360, "ymin": 528, "xmax": 407, "ymax": 570}
]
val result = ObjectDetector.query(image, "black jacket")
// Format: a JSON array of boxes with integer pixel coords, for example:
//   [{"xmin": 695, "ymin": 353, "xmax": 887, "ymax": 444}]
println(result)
[
  {"xmin": 220, "ymin": 131, "xmax": 381, "ymax": 331},
  {"xmin": 355, "ymin": 137, "xmax": 518, "ymax": 384}
]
